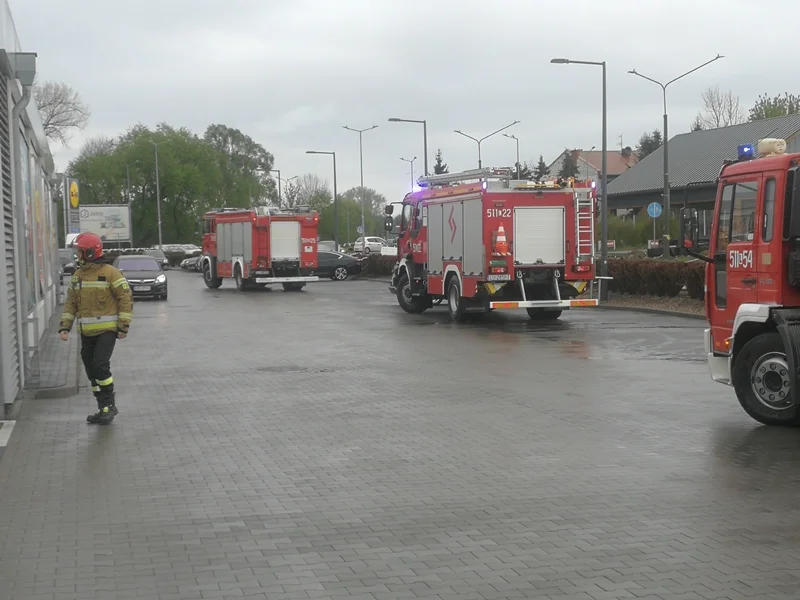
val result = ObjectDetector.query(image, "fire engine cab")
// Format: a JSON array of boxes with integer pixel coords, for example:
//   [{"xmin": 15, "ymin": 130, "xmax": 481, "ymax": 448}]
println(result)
[
  {"xmin": 385, "ymin": 167, "xmax": 600, "ymax": 321},
  {"xmin": 680, "ymin": 138, "xmax": 800, "ymax": 426},
  {"xmin": 201, "ymin": 205, "xmax": 320, "ymax": 292}
]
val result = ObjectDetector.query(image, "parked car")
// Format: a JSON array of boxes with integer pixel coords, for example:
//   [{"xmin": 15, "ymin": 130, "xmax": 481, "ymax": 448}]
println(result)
[
  {"xmin": 180, "ymin": 255, "xmax": 202, "ymax": 272},
  {"xmin": 59, "ymin": 249, "xmax": 76, "ymax": 276},
  {"xmin": 316, "ymin": 251, "xmax": 361, "ymax": 281},
  {"xmin": 144, "ymin": 248, "xmax": 170, "ymax": 269},
  {"xmin": 113, "ymin": 254, "xmax": 168, "ymax": 300},
  {"xmin": 318, "ymin": 240, "xmax": 338, "ymax": 252},
  {"xmin": 352, "ymin": 236, "xmax": 386, "ymax": 253}
]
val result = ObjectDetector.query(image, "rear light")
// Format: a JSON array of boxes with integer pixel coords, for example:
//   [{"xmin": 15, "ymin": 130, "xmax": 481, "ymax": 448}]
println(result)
[
  {"xmin": 572, "ymin": 264, "xmax": 591, "ymax": 273},
  {"xmin": 490, "ymin": 266, "xmax": 508, "ymax": 274}
]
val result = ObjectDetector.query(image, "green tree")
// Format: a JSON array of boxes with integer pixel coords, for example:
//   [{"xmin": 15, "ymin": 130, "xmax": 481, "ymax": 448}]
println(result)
[
  {"xmin": 749, "ymin": 93, "xmax": 800, "ymax": 121},
  {"xmin": 433, "ymin": 149, "xmax": 449, "ymax": 174},
  {"xmin": 635, "ymin": 129, "xmax": 663, "ymax": 160},
  {"xmin": 203, "ymin": 124, "xmax": 277, "ymax": 206},
  {"xmin": 533, "ymin": 154, "xmax": 550, "ymax": 181},
  {"xmin": 512, "ymin": 161, "xmax": 533, "ymax": 180},
  {"xmin": 341, "ymin": 186, "xmax": 388, "ymax": 217},
  {"xmin": 557, "ymin": 151, "xmax": 580, "ymax": 179}
]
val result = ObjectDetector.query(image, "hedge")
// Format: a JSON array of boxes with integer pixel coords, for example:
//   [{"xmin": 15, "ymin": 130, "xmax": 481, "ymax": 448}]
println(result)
[{"xmin": 607, "ymin": 259, "xmax": 706, "ymax": 298}]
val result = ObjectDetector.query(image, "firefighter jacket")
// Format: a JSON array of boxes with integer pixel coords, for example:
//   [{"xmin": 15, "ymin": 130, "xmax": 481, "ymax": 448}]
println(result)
[{"xmin": 59, "ymin": 258, "xmax": 134, "ymax": 337}]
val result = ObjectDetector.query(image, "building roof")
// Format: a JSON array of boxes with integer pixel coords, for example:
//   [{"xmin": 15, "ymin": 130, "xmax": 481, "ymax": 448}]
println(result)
[
  {"xmin": 548, "ymin": 149, "xmax": 638, "ymax": 176},
  {"xmin": 607, "ymin": 114, "xmax": 800, "ymax": 196}
]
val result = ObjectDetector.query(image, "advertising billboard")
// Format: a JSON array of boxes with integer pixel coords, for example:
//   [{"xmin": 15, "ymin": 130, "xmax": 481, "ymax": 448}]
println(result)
[{"xmin": 79, "ymin": 204, "xmax": 132, "ymax": 242}]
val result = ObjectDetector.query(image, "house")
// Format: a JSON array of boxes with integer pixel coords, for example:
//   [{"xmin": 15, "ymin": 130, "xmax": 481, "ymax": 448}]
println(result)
[
  {"xmin": 547, "ymin": 148, "xmax": 638, "ymax": 183},
  {"xmin": 606, "ymin": 114, "xmax": 800, "ymax": 231}
]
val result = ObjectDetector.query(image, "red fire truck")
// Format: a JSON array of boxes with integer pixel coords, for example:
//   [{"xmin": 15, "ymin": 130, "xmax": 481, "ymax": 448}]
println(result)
[
  {"xmin": 201, "ymin": 205, "xmax": 320, "ymax": 291},
  {"xmin": 385, "ymin": 167, "xmax": 600, "ymax": 321},
  {"xmin": 679, "ymin": 137, "xmax": 800, "ymax": 426}
]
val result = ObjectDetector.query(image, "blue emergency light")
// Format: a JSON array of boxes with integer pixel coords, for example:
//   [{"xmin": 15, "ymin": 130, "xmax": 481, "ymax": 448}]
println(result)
[{"xmin": 738, "ymin": 144, "xmax": 755, "ymax": 160}]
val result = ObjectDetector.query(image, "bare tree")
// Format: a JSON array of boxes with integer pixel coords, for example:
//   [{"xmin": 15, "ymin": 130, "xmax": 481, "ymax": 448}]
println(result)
[
  {"xmin": 698, "ymin": 86, "xmax": 745, "ymax": 129},
  {"xmin": 282, "ymin": 181, "xmax": 299, "ymax": 208},
  {"xmin": 296, "ymin": 173, "xmax": 331, "ymax": 208},
  {"xmin": 33, "ymin": 80, "xmax": 90, "ymax": 146}
]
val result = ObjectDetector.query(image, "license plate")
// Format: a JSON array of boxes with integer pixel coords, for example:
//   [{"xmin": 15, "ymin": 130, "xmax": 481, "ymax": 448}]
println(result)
[
  {"xmin": 133, "ymin": 285, "xmax": 150, "ymax": 292},
  {"xmin": 487, "ymin": 274, "xmax": 511, "ymax": 281}
]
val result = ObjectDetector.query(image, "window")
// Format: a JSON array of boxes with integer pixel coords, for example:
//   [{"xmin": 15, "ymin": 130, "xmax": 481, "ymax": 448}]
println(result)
[
  {"xmin": 763, "ymin": 178, "xmax": 776, "ymax": 242},
  {"xmin": 730, "ymin": 181, "xmax": 758, "ymax": 243},
  {"xmin": 401, "ymin": 203, "xmax": 414, "ymax": 232},
  {"xmin": 716, "ymin": 185, "xmax": 735, "ymax": 251}
]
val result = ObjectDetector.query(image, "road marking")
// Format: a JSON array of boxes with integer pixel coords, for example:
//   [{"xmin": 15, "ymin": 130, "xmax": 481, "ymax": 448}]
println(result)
[{"xmin": 0, "ymin": 421, "xmax": 15, "ymax": 447}]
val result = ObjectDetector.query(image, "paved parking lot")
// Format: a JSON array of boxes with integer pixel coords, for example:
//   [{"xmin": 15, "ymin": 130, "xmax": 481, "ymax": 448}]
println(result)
[{"xmin": 2, "ymin": 271, "xmax": 800, "ymax": 600}]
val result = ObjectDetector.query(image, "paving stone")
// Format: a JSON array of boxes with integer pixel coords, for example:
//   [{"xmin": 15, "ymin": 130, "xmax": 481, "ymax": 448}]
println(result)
[{"xmin": 1, "ymin": 275, "xmax": 800, "ymax": 599}]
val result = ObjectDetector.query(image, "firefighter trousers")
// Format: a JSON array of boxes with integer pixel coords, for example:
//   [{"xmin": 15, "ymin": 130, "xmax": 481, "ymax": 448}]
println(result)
[{"xmin": 80, "ymin": 331, "xmax": 118, "ymax": 406}]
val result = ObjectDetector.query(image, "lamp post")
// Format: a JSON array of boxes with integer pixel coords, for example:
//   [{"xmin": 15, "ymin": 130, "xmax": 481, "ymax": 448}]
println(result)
[
  {"xmin": 503, "ymin": 133, "xmax": 521, "ymax": 178},
  {"xmin": 150, "ymin": 140, "xmax": 169, "ymax": 248},
  {"xmin": 306, "ymin": 151, "xmax": 339, "ymax": 249},
  {"xmin": 269, "ymin": 169, "xmax": 282, "ymax": 205},
  {"xmin": 388, "ymin": 118, "xmax": 428, "ymax": 176},
  {"xmin": 343, "ymin": 125, "xmax": 378, "ymax": 253},
  {"xmin": 400, "ymin": 156, "xmax": 417, "ymax": 190},
  {"xmin": 550, "ymin": 57, "xmax": 608, "ymax": 300},
  {"xmin": 628, "ymin": 54, "xmax": 724, "ymax": 243},
  {"xmin": 454, "ymin": 121, "xmax": 520, "ymax": 169}
]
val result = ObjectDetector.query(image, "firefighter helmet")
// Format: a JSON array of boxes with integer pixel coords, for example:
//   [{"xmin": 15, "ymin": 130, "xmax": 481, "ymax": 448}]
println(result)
[{"xmin": 74, "ymin": 232, "xmax": 104, "ymax": 264}]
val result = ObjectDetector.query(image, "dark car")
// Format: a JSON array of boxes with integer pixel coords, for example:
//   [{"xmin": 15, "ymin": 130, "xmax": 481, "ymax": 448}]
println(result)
[
  {"xmin": 144, "ymin": 248, "xmax": 170, "ymax": 269},
  {"xmin": 113, "ymin": 254, "xmax": 168, "ymax": 300},
  {"xmin": 316, "ymin": 251, "xmax": 361, "ymax": 281}
]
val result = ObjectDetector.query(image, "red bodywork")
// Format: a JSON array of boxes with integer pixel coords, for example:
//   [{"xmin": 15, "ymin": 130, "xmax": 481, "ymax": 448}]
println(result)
[
  {"xmin": 202, "ymin": 208, "xmax": 319, "ymax": 280},
  {"xmin": 392, "ymin": 178, "xmax": 596, "ymax": 301}
]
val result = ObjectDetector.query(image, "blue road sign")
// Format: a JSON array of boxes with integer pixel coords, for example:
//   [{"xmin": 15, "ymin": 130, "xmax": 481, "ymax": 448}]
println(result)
[{"xmin": 647, "ymin": 202, "xmax": 663, "ymax": 219}]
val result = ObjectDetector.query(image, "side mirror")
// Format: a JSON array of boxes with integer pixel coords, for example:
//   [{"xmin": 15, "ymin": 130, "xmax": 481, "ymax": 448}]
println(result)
[
  {"xmin": 679, "ymin": 207, "xmax": 699, "ymax": 251},
  {"xmin": 384, "ymin": 205, "xmax": 394, "ymax": 215}
]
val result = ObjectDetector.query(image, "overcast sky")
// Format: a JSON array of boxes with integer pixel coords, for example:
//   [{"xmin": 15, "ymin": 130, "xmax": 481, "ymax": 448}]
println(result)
[{"xmin": 11, "ymin": 0, "xmax": 798, "ymax": 204}]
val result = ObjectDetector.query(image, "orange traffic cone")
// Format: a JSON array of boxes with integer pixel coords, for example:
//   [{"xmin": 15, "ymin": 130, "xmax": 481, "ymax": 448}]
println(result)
[{"xmin": 495, "ymin": 224, "xmax": 509, "ymax": 255}]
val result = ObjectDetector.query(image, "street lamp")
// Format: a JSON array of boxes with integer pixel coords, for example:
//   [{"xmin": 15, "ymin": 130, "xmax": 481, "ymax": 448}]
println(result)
[
  {"xmin": 150, "ymin": 140, "xmax": 169, "ymax": 248},
  {"xmin": 343, "ymin": 125, "xmax": 378, "ymax": 253},
  {"xmin": 400, "ymin": 156, "xmax": 417, "ymax": 190},
  {"xmin": 454, "ymin": 120, "xmax": 520, "ymax": 169},
  {"xmin": 628, "ymin": 54, "xmax": 724, "ymax": 242},
  {"xmin": 503, "ymin": 133, "xmax": 521, "ymax": 178},
  {"xmin": 388, "ymin": 118, "xmax": 429, "ymax": 176},
  {"xmin": 269, "ymin": 169, "xmax": 283, "ymax": 205},
  {"xmin": 550, "ymin": 57, "xmax": 608, "ymax": 301},
  {"xmin": 306, "ymin": 151, "xmax": 339, "ymax": 249}
]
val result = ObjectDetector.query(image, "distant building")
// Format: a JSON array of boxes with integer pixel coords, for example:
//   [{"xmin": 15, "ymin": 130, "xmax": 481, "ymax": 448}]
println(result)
[
  {"xmin": 607, "ymin": 114, "xmax": 800, "ymax": 232},
  {"xmin": 547, "ymin": 148, "xmax": 638, "ymax": 183}
]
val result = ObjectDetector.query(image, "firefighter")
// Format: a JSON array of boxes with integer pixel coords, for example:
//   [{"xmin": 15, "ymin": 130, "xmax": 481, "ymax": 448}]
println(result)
[{"xmin": 58, "ymin": 232, "xmax": 133, "ymax": 424}]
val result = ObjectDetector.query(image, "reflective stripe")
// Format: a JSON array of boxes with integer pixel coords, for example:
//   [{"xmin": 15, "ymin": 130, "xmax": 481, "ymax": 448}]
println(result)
[
  {"xmin": 61, "ymin": 313, "xmax": 75, "ymax": 322},
  {"xmin": 91, "ymin": 386, "xmax": 100, "ymax": 392},
  {"xmin": 112, "ymin": 278, "xmax": 129, "ymax": 288},
  {"xmin": 81, "ymin": 281, "xmax": 111, "ymax": 289},
  {"xmin": 97, "ymin": 376, "xmax": 113, "ymax": 386},
  {"xmin": 118, "ymin": 312, "xmax": 133, "ymax": 320},
  {"xmin": 79, "ymin": 321, "xmax": 118, "ymax": 334},
  {"xmin": 78, "ymin": 315, "xmax": 118, "ymax": 324}
]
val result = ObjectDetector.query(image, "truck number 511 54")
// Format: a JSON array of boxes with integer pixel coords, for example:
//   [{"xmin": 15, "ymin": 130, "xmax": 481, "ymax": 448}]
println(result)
[
  {"xmin": 729, "ymin": 249, "xmax": 753, "ymax": 269},
  {"xmin": 487, "ymin": 208, "xmax": 511, "ymax": 218}
]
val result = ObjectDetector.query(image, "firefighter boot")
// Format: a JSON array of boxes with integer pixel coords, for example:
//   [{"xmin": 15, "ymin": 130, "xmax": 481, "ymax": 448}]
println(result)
[
  {"xmin": 94, "ymin": 386, "xmax": 118, "ymax": 425},
  {"xmin": 86, "ymin": 388, "xmax": 104, "ymax": 424}
]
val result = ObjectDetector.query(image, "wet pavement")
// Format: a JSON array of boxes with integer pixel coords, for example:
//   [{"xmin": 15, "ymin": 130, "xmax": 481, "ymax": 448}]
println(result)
[{"xmin": 1, "ymin": 272, "xmax": 800, "ymax": 600}]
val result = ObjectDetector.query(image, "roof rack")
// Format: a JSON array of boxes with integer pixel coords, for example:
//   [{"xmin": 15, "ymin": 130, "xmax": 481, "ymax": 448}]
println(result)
[{"xmin": 417, "ymin": 167, "xmax": 512, "ymax": 188}]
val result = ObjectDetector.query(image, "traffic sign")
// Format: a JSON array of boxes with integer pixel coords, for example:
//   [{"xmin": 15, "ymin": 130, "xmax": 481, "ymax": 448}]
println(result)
[
  {"xmin": 356, "ymin": 226, "xmax": 364, "ymax": 234},
  {"xmin": 647, "ymin": 202, "xmax": 662, "ymax": 219}
]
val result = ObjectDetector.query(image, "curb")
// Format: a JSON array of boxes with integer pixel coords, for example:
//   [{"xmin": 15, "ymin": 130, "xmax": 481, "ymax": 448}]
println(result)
[{"xmin": 597, "ymin": 304, "xmax": 705, "ymax": 320}]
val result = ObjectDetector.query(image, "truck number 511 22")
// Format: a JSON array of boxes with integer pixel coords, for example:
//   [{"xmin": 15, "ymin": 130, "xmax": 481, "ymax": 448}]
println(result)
[
  {"xmin": 487, "ymin": 208, "xmax": 511, "ymax": 218},
  {"xmin": 729, "ymin": 249, "xmax": 753, "ymax": 269}
]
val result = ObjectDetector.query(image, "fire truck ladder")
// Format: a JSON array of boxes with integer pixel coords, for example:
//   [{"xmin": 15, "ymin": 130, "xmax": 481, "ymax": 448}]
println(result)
[
  {"xmin": 417, "ymin": 167, "xmax": 513, "ymax": 188},
  {"xmin": 575, "ymin": 188, "xmax": 595, "ymax": 262}
]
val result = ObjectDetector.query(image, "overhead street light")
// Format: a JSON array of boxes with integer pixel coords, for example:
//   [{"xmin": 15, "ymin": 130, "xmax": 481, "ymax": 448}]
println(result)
[
  {"xmin": 400, "ymin": 156, "xmax": 417, "ymax": 190},
  {"xmin": 343, "ymin": 125, "xmax": 379, "ymax": 254},
  {"xmin": 454, "ymin": 120, "xmax": 520, "ymax": 169},
  {"xmin": 550, "ymin": 57, "xmax": 608, "ymax": 301},
  {"xmin": 388, "ymin": 117, "xmax": 429, "ymax": 176},
  {"xmin": 150, "ymin": 140, "xmax": 170, "ymax": 248},
  {"xmin": 503, "ymin": 133, "xmax": 521, "ymax": 178},
  {"xmin": 306, "ymin": 151, "xmax": 339, "ymax": 248},
  {"xmin": 628, "ymin": 54, "xmax": 724, "ymax": 243}
]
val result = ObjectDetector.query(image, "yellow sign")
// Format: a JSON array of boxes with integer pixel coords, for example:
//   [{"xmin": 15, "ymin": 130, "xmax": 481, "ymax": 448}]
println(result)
[{"xmin": 69, "ymin": 181, "xmax": 80, "ymax": 209}]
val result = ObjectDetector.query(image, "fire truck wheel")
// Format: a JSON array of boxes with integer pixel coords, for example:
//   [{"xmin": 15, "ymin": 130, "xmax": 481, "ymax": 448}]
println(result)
[
  {"xmin": 234, "ymin": 266, "xmax": 247, "ymax": 291},
  {"xmin": 526, "ymin": 308, "xmax": 563, "ymax": 320},
  {"xmin": 396, "ymin": 273, "xmax": 426, "ymax": 314},
  {"xmin": 203, "ymin": 263, "xmax": 222, "ymax": 289},
  {"xmin": 733, "ymin": 332, "xmax": 800, "ymax": 427},
  {"xmin": 282, "ymin": 283, "xmax": 306, "ymax": 291},
  {"xmin": 447, "ymin": 277, "xmax": 467, "ymax": 322}
]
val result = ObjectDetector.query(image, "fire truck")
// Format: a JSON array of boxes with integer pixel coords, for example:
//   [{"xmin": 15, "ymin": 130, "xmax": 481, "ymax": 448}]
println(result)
[
  {"xmin": 679, "ymin": 137, "xmax": 800, "ymax": 426},
  {"xmin": 201, "ymin": 205, "xmax": 320, "ymax": 291},
  {"xmin": 384, "ymin": 167, "xmax": 600, "ymax": 321}
]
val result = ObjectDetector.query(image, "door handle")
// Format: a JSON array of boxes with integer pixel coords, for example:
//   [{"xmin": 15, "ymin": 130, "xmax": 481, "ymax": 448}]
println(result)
[{"xmin": 742, "ymin": 277, "xmax": 757, "ymax": 285}]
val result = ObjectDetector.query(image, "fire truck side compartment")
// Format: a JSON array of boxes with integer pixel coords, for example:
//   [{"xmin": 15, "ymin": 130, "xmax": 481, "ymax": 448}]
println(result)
[
  {"xmin": 427, "ymin": 203, "xmax": 444, "ymax": 275},
  {"xmin": 462, "ymin": 197, "xmax": 484, "ymax": 277},
  {"xmin": 443, "ymin": 201, "xmax": 463, "ymax": 262}
]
